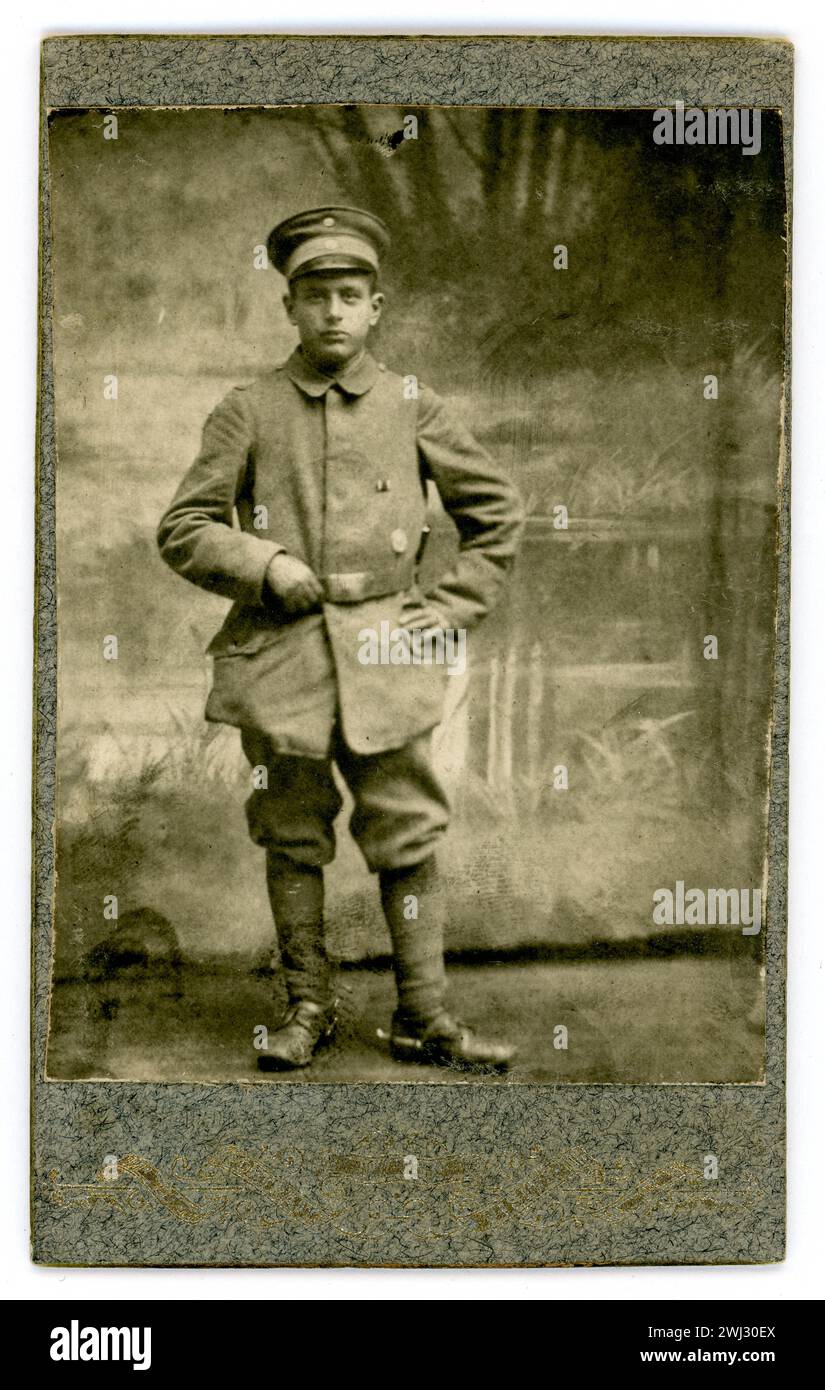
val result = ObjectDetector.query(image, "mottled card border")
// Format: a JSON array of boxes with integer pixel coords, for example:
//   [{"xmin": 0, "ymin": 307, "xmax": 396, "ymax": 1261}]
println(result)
[{"xmin": 33, "ymin": 35, "xmax": 792, "ymax": 1266}]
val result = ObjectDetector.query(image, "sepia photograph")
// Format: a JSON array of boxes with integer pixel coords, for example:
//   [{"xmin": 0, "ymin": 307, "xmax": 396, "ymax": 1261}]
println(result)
[
  {"xmin": 43, "ymin": 99, "xmax": 785, "ymax": 1089},
  {"xmin": 23, "ymin": 24, "xmax": 801, "ymax": 1277}
]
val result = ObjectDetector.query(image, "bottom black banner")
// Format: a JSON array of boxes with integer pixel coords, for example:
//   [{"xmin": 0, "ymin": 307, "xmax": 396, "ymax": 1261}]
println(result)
[{"xmin": 0, "ymin": 1298, "xmax": 811, "ymax": 1372}]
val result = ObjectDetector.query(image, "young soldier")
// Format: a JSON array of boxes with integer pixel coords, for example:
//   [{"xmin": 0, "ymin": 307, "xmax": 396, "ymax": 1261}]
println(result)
[{"xmin": 157, "ymin": 206, "xmax": 524, "ymax": 1073}]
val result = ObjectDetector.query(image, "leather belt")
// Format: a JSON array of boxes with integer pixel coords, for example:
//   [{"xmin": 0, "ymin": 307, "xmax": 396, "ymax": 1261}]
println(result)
[{"xmin": 322, "ymin": 566, "xmax": 415, "ymax": 604}]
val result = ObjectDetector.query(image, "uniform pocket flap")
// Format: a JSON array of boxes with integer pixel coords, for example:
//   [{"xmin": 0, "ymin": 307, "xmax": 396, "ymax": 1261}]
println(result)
[{"xmin": 206, "ymin": 609, "xmax": 291, "ymax": 658}]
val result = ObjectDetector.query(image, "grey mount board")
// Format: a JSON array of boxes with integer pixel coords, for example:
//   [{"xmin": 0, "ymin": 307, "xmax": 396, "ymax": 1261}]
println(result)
[{"xmin": 33, "ymin": 35, "xmax": 790, "ymax": 1266}]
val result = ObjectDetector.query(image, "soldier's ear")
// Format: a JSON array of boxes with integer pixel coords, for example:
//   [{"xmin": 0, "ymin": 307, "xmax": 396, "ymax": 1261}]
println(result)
[
  {"xmin": 283, "ymin": 292, "xmax": 296, "ymax": 323},
  {"xmin": 369, "ymin": 291, "xmax": 384, "ymax": 326}
]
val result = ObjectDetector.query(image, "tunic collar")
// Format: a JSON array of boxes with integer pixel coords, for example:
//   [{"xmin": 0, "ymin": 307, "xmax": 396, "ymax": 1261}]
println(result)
[{"xmin": 283, "ymin": 346, "xmax": 381, "ymax": 398}]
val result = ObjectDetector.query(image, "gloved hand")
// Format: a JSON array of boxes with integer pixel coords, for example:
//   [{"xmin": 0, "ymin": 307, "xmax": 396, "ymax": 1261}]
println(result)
[{"xmin": 264, "ymin": 553, "xmax": 324, "ymax": 615}]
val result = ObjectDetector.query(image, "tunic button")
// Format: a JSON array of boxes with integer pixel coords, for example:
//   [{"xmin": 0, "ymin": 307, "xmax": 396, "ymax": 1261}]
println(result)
[{"xmin": 391, "ymin": 528, "xmax": 408, "ymax": 554}]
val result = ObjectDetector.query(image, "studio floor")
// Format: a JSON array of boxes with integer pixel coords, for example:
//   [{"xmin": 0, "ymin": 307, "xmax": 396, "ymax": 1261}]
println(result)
[{"xmin": 46, "ymin": 954, "xmax": 764, "ymax": 1086}]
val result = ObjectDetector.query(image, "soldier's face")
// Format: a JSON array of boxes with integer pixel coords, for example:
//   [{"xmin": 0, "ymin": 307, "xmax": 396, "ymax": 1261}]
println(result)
[{"xmin": 284, "ymin": 273, "xmax": 383, "ymax": 370}]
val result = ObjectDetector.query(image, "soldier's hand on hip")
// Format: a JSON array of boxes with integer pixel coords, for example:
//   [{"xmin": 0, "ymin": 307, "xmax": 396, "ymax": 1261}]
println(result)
[
  {"xmin": 400, "ymin": 601, "xmax": 449, "ymax": 633},
  {"xmin": 265, "ymin": 553, "xmax": 324, "ymax": 614}
]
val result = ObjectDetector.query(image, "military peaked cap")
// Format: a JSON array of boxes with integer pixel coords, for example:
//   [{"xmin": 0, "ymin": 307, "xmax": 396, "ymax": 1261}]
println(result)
[{"xmin": 267, "ymin": 206, "xmax": 390, "ymax": 282}]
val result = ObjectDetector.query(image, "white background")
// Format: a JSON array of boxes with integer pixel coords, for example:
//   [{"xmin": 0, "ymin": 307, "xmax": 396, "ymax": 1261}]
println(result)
[{"xmin": 1, "ymin": 0, "xmax": 821, "ymax": 1302}]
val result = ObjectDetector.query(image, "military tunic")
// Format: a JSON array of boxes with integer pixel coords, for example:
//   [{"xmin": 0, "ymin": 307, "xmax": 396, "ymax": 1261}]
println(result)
[{"xmin": 157, "ymin": 347, "xmax": 524, "ymax": 761}]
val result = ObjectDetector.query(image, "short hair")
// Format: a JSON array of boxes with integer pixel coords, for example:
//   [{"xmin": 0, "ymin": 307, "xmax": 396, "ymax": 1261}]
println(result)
[{"xmin": 288, "ymin": 268, "xmax": 379, "ymax": 297}]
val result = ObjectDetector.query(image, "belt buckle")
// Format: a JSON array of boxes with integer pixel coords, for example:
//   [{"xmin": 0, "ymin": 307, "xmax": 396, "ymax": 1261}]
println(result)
[{"xmin": 325, "ymin": 571, "xmax": 370, "ymax": 603}]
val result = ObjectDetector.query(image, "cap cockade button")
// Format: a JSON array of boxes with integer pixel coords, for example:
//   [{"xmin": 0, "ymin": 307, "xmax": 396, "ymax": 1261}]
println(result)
[
  {"xmin": 391, "ymin": 528, "xmax": 408, "ymax": 554},
  {"xmin": 322, "ymin": 216, "xmax": 336, "ymax": 227}
]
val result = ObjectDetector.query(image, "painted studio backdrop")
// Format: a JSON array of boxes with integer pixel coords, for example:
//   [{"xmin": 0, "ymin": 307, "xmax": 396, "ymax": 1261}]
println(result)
[{"xmin": 46, "ymin": 106, "xmax": 785, "ymax": 1083}]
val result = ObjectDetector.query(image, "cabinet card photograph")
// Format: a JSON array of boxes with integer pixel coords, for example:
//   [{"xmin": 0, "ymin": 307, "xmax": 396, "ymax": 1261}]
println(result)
[{"xmin": 33, "ymin": 32, "xmax": 791, "ymax": 1269}]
